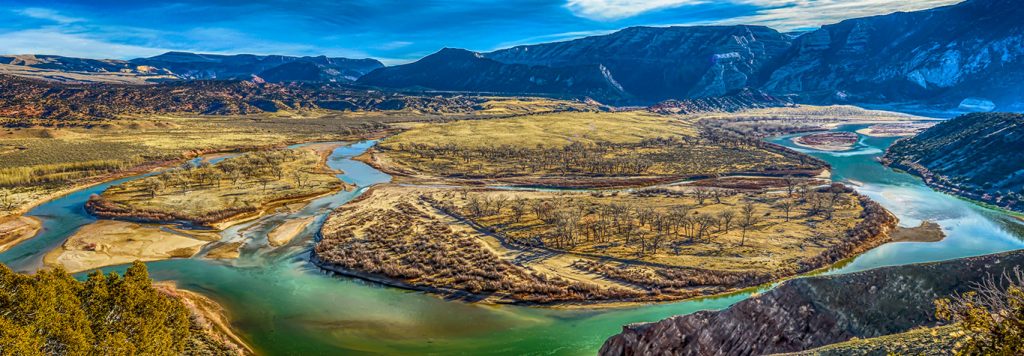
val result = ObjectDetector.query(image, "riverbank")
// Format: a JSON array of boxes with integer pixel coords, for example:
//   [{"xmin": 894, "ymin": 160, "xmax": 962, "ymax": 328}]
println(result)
[
  {"xmin": 6, "ymin": 133, "xmax": 1024, "ymax": 354},
  {"xmin": 154, "ymin": 283, "xmax": 254, "ymax": 355},
  {"xmin": 792, "ymin": 132, "xmax": 859, "ymax": 151},
  {"xmin": 0, "ymin": 215, "xmax": 40, "ymax": 253},
  {"xmin": 268, "ymin": 216, "xmax": 315, "ymax": 246},
  {"xmin": 43, "ymin": 220, "xmax": 216, "ymax": 273},
  {"xmin": 312, "ymin": 181, "xmax": 900, "ymax": 307},
  {"xmin": 855, "ymin": 122, "xmax": 936, "ymax": 137},
  {"xmin": 890, "ymin": 221, "xmax": 945, "ymax": 242},
  {"xmin": 881, "ymin": 156, "xmax": 1024, "ymax": 214},
  {"xmin": 87, "ymin": 147, "xmax": 351, "ymax": 229},
  {"xmin": 600, "ymin": 247, "xmax": 1024, "ymax": 355}
]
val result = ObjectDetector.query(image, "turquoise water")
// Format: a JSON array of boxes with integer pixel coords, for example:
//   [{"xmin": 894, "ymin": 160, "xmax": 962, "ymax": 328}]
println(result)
[{"xmin": 3, "ymin": 129, "xmax": 1023, "ymax": 355}]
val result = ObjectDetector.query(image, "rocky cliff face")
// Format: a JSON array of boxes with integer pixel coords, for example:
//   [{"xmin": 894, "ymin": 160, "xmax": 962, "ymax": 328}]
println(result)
[
  {"xmin": 487, "ymin": 26, "xmax": 792, "ymax": 103},
  {"xmin": 361, "ymin": 0, "xmax": 1024, "ymax": 110},
  {"xmin": 763, "ymin": 0, "xmax": 1024, "ymax": 111},
  {"xmin": 0, "ymin": 52, "xmax": 384, "ymax": 84},
  {"xmin": 130, "ymin": 52, "xmax": 384, "ymax": 82},
  {"xmin": 0, "ymin": 54, "xmax": 169, "ymax": 75},
  {"xmin": 647, "ymin": 88, "xmax": 793, "ymax": 115},
  {"xmin": 882, "ymin": 112, "xmax": 1024, "ymax": 213},
  {"xmin": 0, "ymin": 74, "xmax": 483, "ymax": 121},
  {"xmin": 600, "ymin": 249, "xmax": 1024, "ymax": 356},
  {"xmin": 357, "ymin": 48, "xmax": 627, "ymax": 100}
]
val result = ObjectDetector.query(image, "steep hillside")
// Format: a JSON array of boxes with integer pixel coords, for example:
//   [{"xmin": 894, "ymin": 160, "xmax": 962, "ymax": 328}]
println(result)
[
  {"xmin": 0, "ymin": 74, "xmax": 485, "ymax": 120},
  {"xmin": 359, "ymin": 0, "xmax": 1024, "ymax": 110},
  {"xmin": 488, "ymin": 25, "xmax": 792, "ymax": 102},
  {"xmin": 600, "ymin": 249, "xmax": 1024, "ymax": 355},
  {"xmin": 763, "ymin": 0, "xmax": 1024, "ymax": 110},
  {"xmin": 130, "ymin": 52, "xmax": 384, "ymax": 82},
  {"xmin": 647, "ymin": 88, "xmax": 793, "ymax": 115},
  {"xmin": 0, "ymin": 52, "xmax": 383, "ymax": 84},
  {"xmin": 357, "ymin": 48, "xmax": 626, "ymax": 101},
  {"xmin": 0, "ymin": 54, "xmax": 176, "ymax": 84},
  {"xmin": 0, "ymin": 54, "xmax": 156, "ymax": 74},
  {"xmin": 882, "ymin": 112, "xmax": 1024, "ymax": 212}
]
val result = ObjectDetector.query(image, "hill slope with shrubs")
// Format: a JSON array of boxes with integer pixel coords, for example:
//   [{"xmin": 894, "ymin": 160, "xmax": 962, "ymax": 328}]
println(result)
[{"xmin": 883, "ymin": 112, "xmax": 1024, "ymax": 212}]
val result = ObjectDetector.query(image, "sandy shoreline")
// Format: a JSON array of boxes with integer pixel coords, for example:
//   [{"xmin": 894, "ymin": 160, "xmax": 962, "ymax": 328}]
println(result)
[
  {"xmin": 792, "ymin": 132, "xmax": 858, "ymax": 152},
  {"xmin": 891, "ymin": 221, "xmax": 946, "ymax": 242},
  {"xmin": 268, "ymin": 216, "xmax": 315, "ymax": 247},
  {"xmin": 155, "ymin": 282, "xmax": 254, "ymax": 355},
  {"xmin": 43, "ymin": 220, "xmax": 211, "ymax": 273},
  {"xmin": 0, "ymin": 215, "xmax": 41, "ymax": 253},
  {"xmin": 856, "ymin": 122, "xmax": 937, "ymax": 137}
]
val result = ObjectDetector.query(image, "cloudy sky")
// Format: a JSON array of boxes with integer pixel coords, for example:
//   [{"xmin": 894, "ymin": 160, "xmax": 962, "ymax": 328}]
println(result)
[{"xmin": 0, "ymin": 0, "xmax": 962, "ymax": 64}]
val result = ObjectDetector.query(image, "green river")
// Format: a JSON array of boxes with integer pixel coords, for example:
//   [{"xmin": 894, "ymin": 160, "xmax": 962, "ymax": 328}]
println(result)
[{"xmin": 2, "ymin": 125, "xmax": 1023, "ymax": 355}]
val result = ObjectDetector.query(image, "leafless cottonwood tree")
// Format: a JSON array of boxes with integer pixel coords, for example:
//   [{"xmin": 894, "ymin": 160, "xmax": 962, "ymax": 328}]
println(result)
[{"xmin": 739, "ymin": 202, "xmax": 760, "ymax": 246}]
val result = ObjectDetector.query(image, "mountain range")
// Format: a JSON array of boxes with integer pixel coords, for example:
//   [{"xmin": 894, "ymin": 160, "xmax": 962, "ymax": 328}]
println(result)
[
  {"xmin": 0, "ymin": 52, "xmax": 383, "ymax": 84},
  {"xmin": 1, "ymin": 0, "xmax": 1021, "ymax": 111},
  {"xmin": 361, "ymin": 0, "xmax": 1023, "ymax": 110}
]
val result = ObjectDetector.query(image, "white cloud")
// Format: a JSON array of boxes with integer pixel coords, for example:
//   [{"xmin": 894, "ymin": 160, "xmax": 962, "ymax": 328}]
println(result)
[
  {"xmin": 15, "ymin": 7, "xmax": 83, "ymax": 24},
  {"xmin": 719, "ymin": 0, "xmax": 964, "ymax": 31},
  {"xmin": 565, "ymin": 0, "xmax": 708, "ymax": 21},
  {"xmin": 0, "ymin": 28, "xmax": 170, "ymax": 58},
  {"xmin": 565, "ymin": 0, "xmax": 963, "ymax": 28},
  {"xmin": 373, "ymin": 41, "xmax": 413, "ymax": 51}
]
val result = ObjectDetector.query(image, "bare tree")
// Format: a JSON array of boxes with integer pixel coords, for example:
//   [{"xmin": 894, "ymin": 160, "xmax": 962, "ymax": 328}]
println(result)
[
  {"xmin": 510, "ymin": 198, "xmax": 527, "ymax": 223},
  {"xmin": 783, "ymin": 175, "xmax": 797, "ymax": 197},
  {"xmin": 492, "ymin": 194, "xmax": 510, "ymax": 215},
  {"xmin": 739, "ymin": 202, "xmax": 760, "ymax": 246},
  {"xmin": 466, "ymin": 196, "xmax": 484, "ymax": 217},
  {"xmin": 292, "ymin": 170, "xmax": 309, "ymax": 188},
  {"xmin": 718, "ymin": 210, "xmax": 735, "ymax": 233},
  {"xmin": 777, "ymin": 199, "xmax": 794, "ymax": 222},
  {"xmin": 693, "ymin": 188, "xmax": 711, "ymax": 205},
  {"xmin": 694, "ymin": 213, "xmax": 717, "ymax": 242}
]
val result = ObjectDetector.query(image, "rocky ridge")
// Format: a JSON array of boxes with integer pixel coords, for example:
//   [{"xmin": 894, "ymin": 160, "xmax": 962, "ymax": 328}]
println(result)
[{"xmin": 600, "ymin": 249, "xmax": 1024, "ymax": 355}]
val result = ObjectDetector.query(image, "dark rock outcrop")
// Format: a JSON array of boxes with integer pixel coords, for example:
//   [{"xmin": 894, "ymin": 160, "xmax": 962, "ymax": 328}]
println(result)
[
  {"xmin": 600, "ymin": 249, "xmax": 1024, "ymax": 356},
  {"xmin": 131, "ymin": 52, "xmax": 383, "ymax": 82},
  {"xmin": 357, "ymin": 48, "xmax": 627, "ymax": 101},
  {"xmin": 882, "ymin": 112, "xmax": 1024, "ymax": 213},
  {"xmin": 647, "ymin": 88, "xmax": 793, "ymax": 115},
  {"xmin": 359, "ymin": 0, "xmax": 1024, "ymax": 110},
  {"xmin": 488, "ymin": 25, "xmax": 792, "ymax": 103},
  {"xmin": 0, "ymin": 74, "xmax": 488, "ymax": 121},
  {"xmin": 0, "ymin": 52, "xmax": 384, "ymax": 84},
  {"xmin": 762, "ymin": 0, "xmax": 1024, "ymax": 111}
]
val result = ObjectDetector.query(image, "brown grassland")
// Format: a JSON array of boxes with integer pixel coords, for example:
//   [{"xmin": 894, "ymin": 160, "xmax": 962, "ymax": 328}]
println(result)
[
  {"xmin": 0, "ymin": 96, "xmax": 591, "ymax": 218},
  {"xmin": 366, "ymin": 111, "xmax": 827, "ymax": 187},
  {"xmin": 87, "ymin": 147, "xmax": 345, "ymax": 228},
  {"xmin": 315, "ymin": 180, "xmax": 896, "ymax": 304}
]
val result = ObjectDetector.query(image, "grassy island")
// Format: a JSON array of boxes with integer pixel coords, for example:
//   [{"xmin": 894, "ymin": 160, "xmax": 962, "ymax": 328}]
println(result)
[
  {"xmin": 315, "ymin": 180, "xmax": 896, "ymax": 304},
  {"xmin": 88, "ymin": 147, "xmax": 346, "ymax": 228}
]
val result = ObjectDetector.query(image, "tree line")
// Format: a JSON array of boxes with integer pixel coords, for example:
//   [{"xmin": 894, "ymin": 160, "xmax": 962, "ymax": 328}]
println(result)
[
  {"xmin": 133, "ymin": 149, "xmax": 317, "ymax": 197},
  {"xmin": 0, "ymin": 262, "xmax": 231, "ymax": 355},
  {"xmin": 432, "ymin": 183, "xmax": 854, "ymax": 257}
]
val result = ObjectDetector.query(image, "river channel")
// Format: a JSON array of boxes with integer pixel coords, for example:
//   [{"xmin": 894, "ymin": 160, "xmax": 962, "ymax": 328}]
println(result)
[{"xmin": 2, "ymin": 125, "xmax": 1022, "ymax": 354}]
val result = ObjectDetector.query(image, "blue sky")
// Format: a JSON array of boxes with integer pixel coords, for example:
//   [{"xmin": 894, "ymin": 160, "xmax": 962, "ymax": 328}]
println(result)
[{"xmin": 0, "ymin": 0, "xmax": 961, "ymax": 64}]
